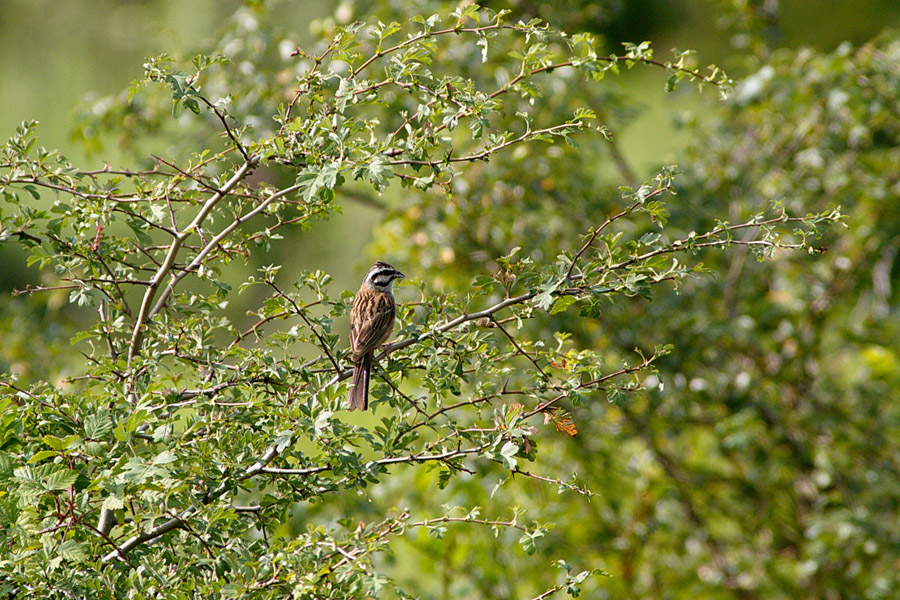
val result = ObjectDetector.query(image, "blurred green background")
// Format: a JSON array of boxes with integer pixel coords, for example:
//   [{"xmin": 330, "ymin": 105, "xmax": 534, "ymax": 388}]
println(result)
[
  {"xmin": 3, "ymin": 0, "xmax": 897, "ymax": 296},
  {"xmin": 4, "ymin": 1, "xmax": 900, "ymax": 597}
]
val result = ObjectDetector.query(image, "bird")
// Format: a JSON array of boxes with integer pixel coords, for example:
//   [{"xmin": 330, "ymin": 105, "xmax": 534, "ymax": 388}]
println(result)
[{"xmin": 348, "ymin": 261, "xmax": 405, "ymax": 410}]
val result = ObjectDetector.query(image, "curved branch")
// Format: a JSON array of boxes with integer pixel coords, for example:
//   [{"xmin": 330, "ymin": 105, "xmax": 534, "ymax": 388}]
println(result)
[
  {"xmin": 147, "ymin": 181, "xmax": 299, "ymax": 320},
  {"xmin": 128, "ymin": 157, "xmax": 258, "ymax": 361}
]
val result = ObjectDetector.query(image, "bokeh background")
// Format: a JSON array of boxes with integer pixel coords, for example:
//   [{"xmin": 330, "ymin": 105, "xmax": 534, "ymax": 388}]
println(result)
[
  {"xmin": 4, "ymin": 1, "xmax": 900, "ymax": 598},
  {"xmin": 4, "ymin": 0, "xmax": 897, "ymax": 295}
]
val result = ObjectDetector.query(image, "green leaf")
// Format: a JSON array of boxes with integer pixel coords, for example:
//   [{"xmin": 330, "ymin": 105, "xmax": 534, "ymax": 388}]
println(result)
[
  {"xmin": 57, "ymin": 540, "xmax": 87, "ymax": 562},
  {"xmin": 43, "ymin": 466, "xmax": 79, "ymax": 490},
  {"xmin": 533, "ymin": 279, "xmax": 561, "ymax": 311},
  {"xmin": 549, "ymin": 295, "xmax": 578, "ymax": 314},
  {"xmin": 113, "ymin": 424, "xmax": 130, "ymax": 442},
  {"xmin": 42, "ymin": 434, "xmax": 78, "ymax": 451},
  {"xmin": 84, "ymin": 412, "xmax": 113, "ymax": 439},
  {"xmin": 102, "ymin": 495, "xmax": 125, "ymax": 510},
  {"xmin": 121, "ymin": 458, "xmax": 162, "ymax": 484},
  {"xmin": 152, "ymin": 450, "xmax": 177, "ymax": 465},
  {"xmin": 0, "ymin": 452, "xmax": 14, "ymax": 481},
  {"xmin": 27, "ymin": 450, "xmax": 58, "ymax": 464},
  {"xmin": 518, "ymin": 528, "xmax": 545, "ymax": 555},
  {"xmin": 23, "ymin": 184, "xmax": 40, "ymax": 200},
  {"xmin": 274, "ymin": 431, "xmax": 293, "ymax": 453},
  {"xmin": 0, "ymin": 497, "xmax": 19, "ymax": 526}
]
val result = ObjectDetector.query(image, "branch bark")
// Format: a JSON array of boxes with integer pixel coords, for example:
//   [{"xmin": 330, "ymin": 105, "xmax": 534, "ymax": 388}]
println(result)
[{"xmin": 127, "ymin": 157, "xmax": 258, "ymax": 362}]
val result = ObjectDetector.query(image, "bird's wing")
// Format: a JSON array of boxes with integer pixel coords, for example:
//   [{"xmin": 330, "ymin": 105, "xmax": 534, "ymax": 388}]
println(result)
[{"xmin": 351, "ymin": 292, "xmax": 396, "ymax": 357}]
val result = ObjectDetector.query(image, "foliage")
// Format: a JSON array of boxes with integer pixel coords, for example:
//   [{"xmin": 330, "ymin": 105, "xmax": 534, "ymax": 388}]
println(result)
[{"xmin": 0, "ymin": 1, "xmax": 877, "ymax": 599}]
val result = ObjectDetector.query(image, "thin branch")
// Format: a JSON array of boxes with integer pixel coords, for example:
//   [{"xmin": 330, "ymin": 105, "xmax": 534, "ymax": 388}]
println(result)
[
  {"xmin": 565, "ymin": 195, "xmax": 651, "ymax": 279},
  {"xmin": 408, "ymin": 515, "xmax": 530, "ymax": 534},
  {"xmin": 523, "ymin": 354, "xmax": 655, "ymax": 419},
  {"xmin": 228, "ymin": 310, "xmax": 291, "ymax": 348},
  {"xmin": 260, "ymin": 444, "xmax": 488, "ymax": 476},
  {"xmin": 388, "ymin": 122, "xmax": 583, "ymax": 167},
  {"xmin": 152, "ymin": 154, "xmax": 223, "ymax": 195},
  {"xmin": 490, "ymin": 315, "xmax": 550, "ymax": 381},
  {"xmin": 147, "ymin": 181, "xmax": 299, "ymax": 320},
  {"xmin": 189, "ymin": 86, "xmax": 251, "ymax": 162},
  {"xmin": 128, "ymin": 158, "xmax": 258, "ymax": 362},
  {"xmin": 8, "ymin": 177, "xmax": 139, "ymax": 203},
  {"xmin": 380, "ymin": 372, "xmax": 429, "ymax": 418},
  {"xmin": 504, "ymin": 466, "xmax": 593, "ymax": 497},
  {"xmin": 267, "ymin": 283, "xmax": 341, "ymax": 375}
]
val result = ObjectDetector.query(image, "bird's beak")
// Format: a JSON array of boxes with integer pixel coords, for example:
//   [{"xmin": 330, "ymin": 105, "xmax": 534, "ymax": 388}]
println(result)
[{"xmin": 397, "ymin": 271, "xmax": 406, "ymax": 280}]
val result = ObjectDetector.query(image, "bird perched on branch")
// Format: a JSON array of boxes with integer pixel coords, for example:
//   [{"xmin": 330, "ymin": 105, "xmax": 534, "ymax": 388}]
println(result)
[{"xmin": 348, "ymin": 261, "xmax": 404, "ymax": 410}]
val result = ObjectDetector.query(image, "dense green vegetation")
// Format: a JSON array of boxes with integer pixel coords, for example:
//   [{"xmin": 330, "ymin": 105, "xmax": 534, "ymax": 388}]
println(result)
[{"xmin": 1, "ymin": 1, "xmax": 898, "ymax": 598}]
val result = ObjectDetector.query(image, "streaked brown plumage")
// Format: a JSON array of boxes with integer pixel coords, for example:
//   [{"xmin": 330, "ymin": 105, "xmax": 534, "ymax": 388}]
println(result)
[{"xmin": 348, "ymin": 261, "xmax": 404, "ymax": 410}]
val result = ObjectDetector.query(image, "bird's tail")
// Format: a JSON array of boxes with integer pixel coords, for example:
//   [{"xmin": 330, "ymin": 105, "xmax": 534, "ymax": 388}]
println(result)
[{"xmin": 348, "ymin": 353, "xmax": 372, "ymax": 411}]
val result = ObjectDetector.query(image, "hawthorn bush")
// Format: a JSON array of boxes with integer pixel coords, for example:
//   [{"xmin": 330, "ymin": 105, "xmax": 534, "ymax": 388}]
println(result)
[{"xmin": 0, "ymin": 2, "xmax": 869, "ymax": 598}]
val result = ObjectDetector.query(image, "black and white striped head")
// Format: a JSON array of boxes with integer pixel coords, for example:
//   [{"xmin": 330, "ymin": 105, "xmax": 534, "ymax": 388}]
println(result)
[{"xmin": 363, "ymin": 261, "xmax": 405, "ymax": 292}]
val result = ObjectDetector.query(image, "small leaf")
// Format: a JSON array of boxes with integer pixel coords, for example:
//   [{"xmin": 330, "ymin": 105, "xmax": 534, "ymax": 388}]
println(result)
[
  {"xmin": 500, "ymin": 441, "xmax": 519, "ymax": 470},
  {"xmin": 274, "ymin": 431, "xmax": 293, "ymax": 453},
  {"xmin": 23, "ymin": 185, "xmax": 40, "ymax": 200},
  {"xmin": 84, "ymin": 412, "xmax": 113, "ymax": 439},
  {"xmin": 102, "ymin": 495, "xmax": 125, "ymax": 510},
  {"xmin": 27, "ymin": 450, "xmax": 58, "ymax": 464},
  {"xmin": 152, "ymin": 451, "xmax": 177, "ymax": 465},
  {"xmin": 533, "ymin": 281, "xmax": 560, "ymax": 311},
  {"xmin": 42, "ymin": 435, "xmax": 75, "ymax": 451},
  {"xmin": 44, "ymin": 467, "xmax": 78, "ymax": 490},
  {"xmin": 550, "ymin": 295, "xmax": 578, "ymax": 314},
  {"xmin": 57, "ymin": 539, "xmax": 87, "ymax": 562}
]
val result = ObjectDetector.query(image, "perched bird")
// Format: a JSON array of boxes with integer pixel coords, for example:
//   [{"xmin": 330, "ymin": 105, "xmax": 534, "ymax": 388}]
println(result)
[{"xmin": 348, "ymin": 261, "xmax": 405, "ymax": 410}]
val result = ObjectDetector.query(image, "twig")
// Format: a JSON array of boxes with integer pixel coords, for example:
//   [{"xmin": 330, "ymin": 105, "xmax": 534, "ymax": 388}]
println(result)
[
  {"xmin": 188, "ymin": 86, "xmax": 251, "ymax": 162},
  {"xmin": 128, "ymin": 157, "xmax": 258, "ymax": 361},
  {"xmin": 147, "ymin": 180, "xmax": 298, "ymax": 320},
  {"xmin": 267, "ymin": 282, "xmax": 341, "ymax": 375},
  {"xmin": 260, "ymin": 444, "xmax": 488, "ymax": 476},
  {"xmin": 490, "ymin": 316, "xmax": 550, "ymax": 381}
]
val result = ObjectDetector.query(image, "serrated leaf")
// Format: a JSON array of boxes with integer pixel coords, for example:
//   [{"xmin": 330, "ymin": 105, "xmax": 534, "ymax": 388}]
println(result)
[
  {"xmin": 42, "ymin": 434, "xmax": 78, "ymax": 451},
  {"xmin": 533, "ymin": 280, "xmax": 560, "ymax": 311},
  {"xmin": 43, "ymin": 466, "xmax": 78, "ymax": 490},
  {"xmin": 84, "ymin": 412, "xmax": 113, "ymax": 439},
  {"xmin": 549, "ymin": 295, "xmax": 578, "ymax": 315},
  {"xmin": 428, "ymin": 524, "xmax": 447, "ymax": 539},
  {"xmin": 57, "ymin": 539, "xmax": 87, "ymax": 562},
  {"xmin": 121, "ymin": 458, "xmax": 161, "ymax": 484},
  {"xmin": 500, "ymin": 441, "xmax": 519, "ymax": 470},
  {"xmin": 113, "ymin": 425, "xmax": 130, "ymax": 442},
  {"xmin": 0, "ymin": 453, "xmax": 16, "ymax": 481},
  {"xmin": 102, "ymin": 495, "xmax": 125, "ymax": 510},
  {"xmin": 314, "ymin": 411, "xmax": 333, "ymax": 436},
  {"xmin": 518, "ymin": 528, "xmax": 545, "ymax": 555},
  {"xmin": 152, "ymin": 450, "xmax": 177, "ymax": 465},
  {"xmin": 274, "ymin": 431, "xmax": 293, "ymax": 453},
  {"xmin": 0, "ymin": 497, "xmax": 19, "ymax": 525}
]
